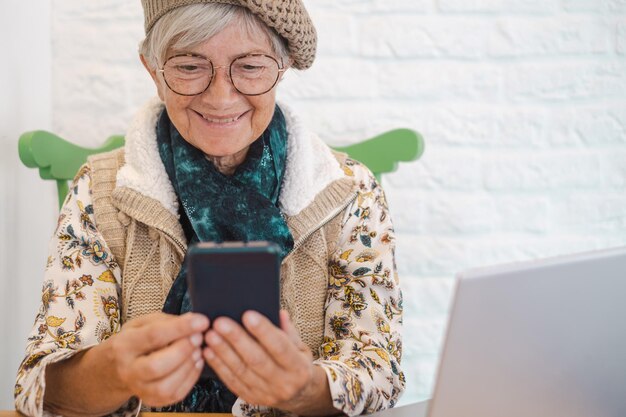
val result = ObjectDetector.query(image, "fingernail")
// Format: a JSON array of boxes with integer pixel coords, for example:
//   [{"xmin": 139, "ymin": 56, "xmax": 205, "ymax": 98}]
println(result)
[
  {"xmin": 191, "ymin": 314, "xmax": 208, "ymax": 331},
  {"xmin": 196, "ymin": 359, "xmax": 204, "ymax": 369},
  {"xmin": 190, "ymin": 333, "xmax": 203, "ymax": 347},
  {"xmin": 216, "ymin": 320, "xmax": 232, "ymax": 334},
  {"xmin": 246, "ymin": 311, "xmax": 261, "ymax": 327},
  {"xmin": 207, "ymin": 331, "xmax": 221, "ymax": 345},
  {"xmin": 192, "ymin": 349, "xmax": 201, "ymax": 362}
]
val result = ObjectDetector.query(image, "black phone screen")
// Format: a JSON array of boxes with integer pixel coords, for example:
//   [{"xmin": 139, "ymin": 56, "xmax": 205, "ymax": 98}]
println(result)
[{"xmin": 187, "ymin": 242, "xmax": 281, "ymax": 327}]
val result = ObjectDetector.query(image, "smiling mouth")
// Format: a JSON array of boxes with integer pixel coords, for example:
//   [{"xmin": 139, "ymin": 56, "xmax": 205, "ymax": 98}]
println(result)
[{"xmin": 198, "ymin": 110, "xmax": 248, "ymax": 124}]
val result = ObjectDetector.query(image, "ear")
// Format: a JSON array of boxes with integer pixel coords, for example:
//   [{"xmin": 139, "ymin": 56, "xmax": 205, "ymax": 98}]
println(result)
[{"xmin": 140, "ymin": 54, "xmax": 165, "ymax": 101}]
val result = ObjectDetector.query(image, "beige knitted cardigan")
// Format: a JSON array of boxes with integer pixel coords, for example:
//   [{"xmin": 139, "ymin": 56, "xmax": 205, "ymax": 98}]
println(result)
[{"xmin": 88, "ymin": 147, "xmax": 357, "ymax": 357}]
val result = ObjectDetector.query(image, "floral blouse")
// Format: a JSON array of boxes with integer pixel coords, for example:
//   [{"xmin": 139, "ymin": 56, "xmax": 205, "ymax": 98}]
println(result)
[{"xmin": 15, "ymin": 159, "xmax": 404, "ymax": 417}]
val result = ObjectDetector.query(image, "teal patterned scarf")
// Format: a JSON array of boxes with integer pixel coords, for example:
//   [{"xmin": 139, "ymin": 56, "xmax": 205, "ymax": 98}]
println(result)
[{"xmin": 155, "ymin": 105, "xmax": 293, "ymax": 412}]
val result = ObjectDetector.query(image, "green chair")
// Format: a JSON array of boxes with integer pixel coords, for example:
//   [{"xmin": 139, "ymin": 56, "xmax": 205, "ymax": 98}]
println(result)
[{"xmin": 18, "ymin": 129, "xmax": 424, "ymax": 210}]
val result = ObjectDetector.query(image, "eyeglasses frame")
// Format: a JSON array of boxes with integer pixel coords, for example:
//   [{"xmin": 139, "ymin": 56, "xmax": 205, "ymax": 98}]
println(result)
[{"xmin": 157, "ymin": 53, "xmax": 287, "ymax": 97}]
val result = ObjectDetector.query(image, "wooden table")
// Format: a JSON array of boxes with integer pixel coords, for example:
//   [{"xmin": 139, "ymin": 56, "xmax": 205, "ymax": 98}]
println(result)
[{"xmin": 1, "ymin": 402, "xmax": 428, "ymax": 417}]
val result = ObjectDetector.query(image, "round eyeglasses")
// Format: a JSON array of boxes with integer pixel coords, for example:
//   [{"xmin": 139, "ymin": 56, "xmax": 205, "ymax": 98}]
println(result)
[{"xmin": 157, "ymin": 53, "xmax": 286, "ymax": 96}]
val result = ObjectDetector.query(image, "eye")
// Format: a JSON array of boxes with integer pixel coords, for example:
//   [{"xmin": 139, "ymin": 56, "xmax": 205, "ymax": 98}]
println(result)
[
  {"xmin": 176, "ymin": 64, "xmax": 201, "ymax": 73},
  {"xmin": 236, "ymin": 63, "xmax": 265, "ymax": 72},
  {"xmin": 165, "ymin": 56, "xmax": 211, "ymax": 76}
]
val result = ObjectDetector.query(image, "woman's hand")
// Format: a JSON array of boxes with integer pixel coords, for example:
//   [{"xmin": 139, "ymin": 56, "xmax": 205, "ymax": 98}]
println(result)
[
  {"xmin": 203, "ymin": 310, "xmax": 337, "ymax": 415},
  {"xmin": 107, "ymin": 311, "xmax": 209, "ymax": 407}
]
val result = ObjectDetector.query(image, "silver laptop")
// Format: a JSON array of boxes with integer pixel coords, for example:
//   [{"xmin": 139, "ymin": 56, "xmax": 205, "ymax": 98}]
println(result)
[{"xmin": 372, "ymin": 246, "xmax": 626, "ymax": 417}]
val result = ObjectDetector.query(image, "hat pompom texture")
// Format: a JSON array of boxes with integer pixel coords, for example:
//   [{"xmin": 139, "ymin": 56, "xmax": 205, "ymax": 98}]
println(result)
[{"xmin": 141, "ymin": 0, "xmax": 317, "ymax": 69}]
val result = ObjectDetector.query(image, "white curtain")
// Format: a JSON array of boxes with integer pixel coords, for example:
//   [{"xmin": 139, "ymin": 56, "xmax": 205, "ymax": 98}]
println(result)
[{"xmin": 0, "ymin": 1, "xmax": 54, "ymax": 409}]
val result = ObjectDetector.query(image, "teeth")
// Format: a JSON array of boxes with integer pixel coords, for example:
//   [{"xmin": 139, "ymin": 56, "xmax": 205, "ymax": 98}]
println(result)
[{"xmin": 202, "ymin": 114, "xmax": 240, "ymax": 124}]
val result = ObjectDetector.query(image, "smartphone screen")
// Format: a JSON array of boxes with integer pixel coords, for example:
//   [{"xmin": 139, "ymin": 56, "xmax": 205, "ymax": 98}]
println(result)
[{"xmin": 187, "ymin": 241, "xmax": 281, "ymax": 327}]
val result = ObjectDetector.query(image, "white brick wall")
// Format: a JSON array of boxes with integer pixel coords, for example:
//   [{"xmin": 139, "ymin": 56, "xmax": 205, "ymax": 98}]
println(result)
[{"xmin": 37, "ymin": 0, "xmax": 626, "ymax": 407}]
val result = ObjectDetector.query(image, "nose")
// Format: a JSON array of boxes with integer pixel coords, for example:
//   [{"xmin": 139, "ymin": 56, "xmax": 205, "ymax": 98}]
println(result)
[{"xmin": 200, "ymin": 65, "xmax": 239, "ymax": 104}]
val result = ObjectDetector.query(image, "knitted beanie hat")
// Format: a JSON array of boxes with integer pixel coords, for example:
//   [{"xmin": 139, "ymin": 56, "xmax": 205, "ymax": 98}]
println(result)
[{"xmin": 141, "ymin": 0, "xmax": 317, "ymax": 69}]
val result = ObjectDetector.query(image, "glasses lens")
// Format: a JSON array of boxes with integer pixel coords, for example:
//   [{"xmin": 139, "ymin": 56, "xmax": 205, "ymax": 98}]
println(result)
[
  {"xmin": 231, "ymin": 55, "xmax": 280, "ymax": 95},
  {"xmin": 163, "ymin": 56, "xmax": 212, "ymax": 95}
]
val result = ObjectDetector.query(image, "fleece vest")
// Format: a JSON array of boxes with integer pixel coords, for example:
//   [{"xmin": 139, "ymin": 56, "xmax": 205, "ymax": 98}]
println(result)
[{"xmin": 88, "ymin": 148, "xmax": 356, "ymax": 357}]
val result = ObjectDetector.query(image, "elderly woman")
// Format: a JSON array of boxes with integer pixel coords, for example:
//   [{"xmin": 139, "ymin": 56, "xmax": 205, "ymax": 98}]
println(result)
[{"xmin": 15, "ymin": 1, "xmax": 404, "ymax": 416}]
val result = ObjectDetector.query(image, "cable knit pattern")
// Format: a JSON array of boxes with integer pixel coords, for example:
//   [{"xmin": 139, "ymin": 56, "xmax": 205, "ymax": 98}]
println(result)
[{"xmin": 140, "ymin": 0, "xmax": 317, "ymax": 69}]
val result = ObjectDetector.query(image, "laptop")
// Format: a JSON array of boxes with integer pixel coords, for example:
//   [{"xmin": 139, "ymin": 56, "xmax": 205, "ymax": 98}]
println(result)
[{"xmin": 372, "ymin": 246, "xmax": 626, "ymax": 417}]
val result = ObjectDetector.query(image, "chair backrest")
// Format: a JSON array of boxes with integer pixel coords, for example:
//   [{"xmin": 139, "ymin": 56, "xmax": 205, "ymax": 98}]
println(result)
[
  {"xmin": 18, "ymin": 131, "xmax": 125, "ymax": 208},
  {"xmin": 18, "ymin": 129, "xmax": 424, "ymax": 209},
  {"xmin": 334, "ymin": 128, "xmax": 424, "ymax": 182}
]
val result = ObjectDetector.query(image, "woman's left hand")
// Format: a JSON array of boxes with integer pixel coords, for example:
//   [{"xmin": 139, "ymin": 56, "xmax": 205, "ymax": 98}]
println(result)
[{"xmin": 203, "ymin": 310, "xmax": 335, "ymax": 415}]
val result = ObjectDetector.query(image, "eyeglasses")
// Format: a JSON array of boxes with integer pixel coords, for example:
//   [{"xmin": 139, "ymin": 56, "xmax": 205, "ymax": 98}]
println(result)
[{"xmin": 157, "ymin": 53, "xmax": 287, "ymax": 96}]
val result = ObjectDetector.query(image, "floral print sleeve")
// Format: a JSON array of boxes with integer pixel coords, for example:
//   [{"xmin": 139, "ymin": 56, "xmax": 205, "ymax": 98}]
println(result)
[
  {"xmin": 231, "ymin": 159, "xmax": 404, "ymax": 417},
  {"xmin": 316, "ymin": 159, "xmax": 405, "ymax": 416},
  {"xmin": 14, "ymin": 165, "xmax": 139, "ymax": 417}
]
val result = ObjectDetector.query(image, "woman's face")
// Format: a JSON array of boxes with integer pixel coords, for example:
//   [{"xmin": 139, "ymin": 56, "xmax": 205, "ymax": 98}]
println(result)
[{"xmin": 143, "ymin": 20, "xmax": 284, "ymax": 164}]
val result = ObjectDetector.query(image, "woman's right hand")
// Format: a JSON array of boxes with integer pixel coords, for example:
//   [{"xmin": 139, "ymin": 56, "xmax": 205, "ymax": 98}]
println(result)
[{"xmin": 106, "ymin": 311, "xmax": 209, "ymax": 407}]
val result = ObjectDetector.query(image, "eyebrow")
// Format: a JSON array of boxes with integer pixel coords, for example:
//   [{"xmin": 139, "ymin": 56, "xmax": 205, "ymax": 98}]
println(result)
[{"xmin": 167, "ymin": 48, "xmax": 275, "ymax": 62}]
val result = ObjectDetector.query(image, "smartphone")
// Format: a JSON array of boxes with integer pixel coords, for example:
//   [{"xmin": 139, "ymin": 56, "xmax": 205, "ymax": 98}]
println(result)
[{"xmin": 186, "ymin": 241, "xmax": 281, "ymax": 380}]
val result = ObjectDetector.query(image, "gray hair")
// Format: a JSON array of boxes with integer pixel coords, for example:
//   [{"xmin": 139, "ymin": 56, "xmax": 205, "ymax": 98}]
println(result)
[{"xmin": 140, "ymin": 3, "xmax": 290, "ymax": 69}]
